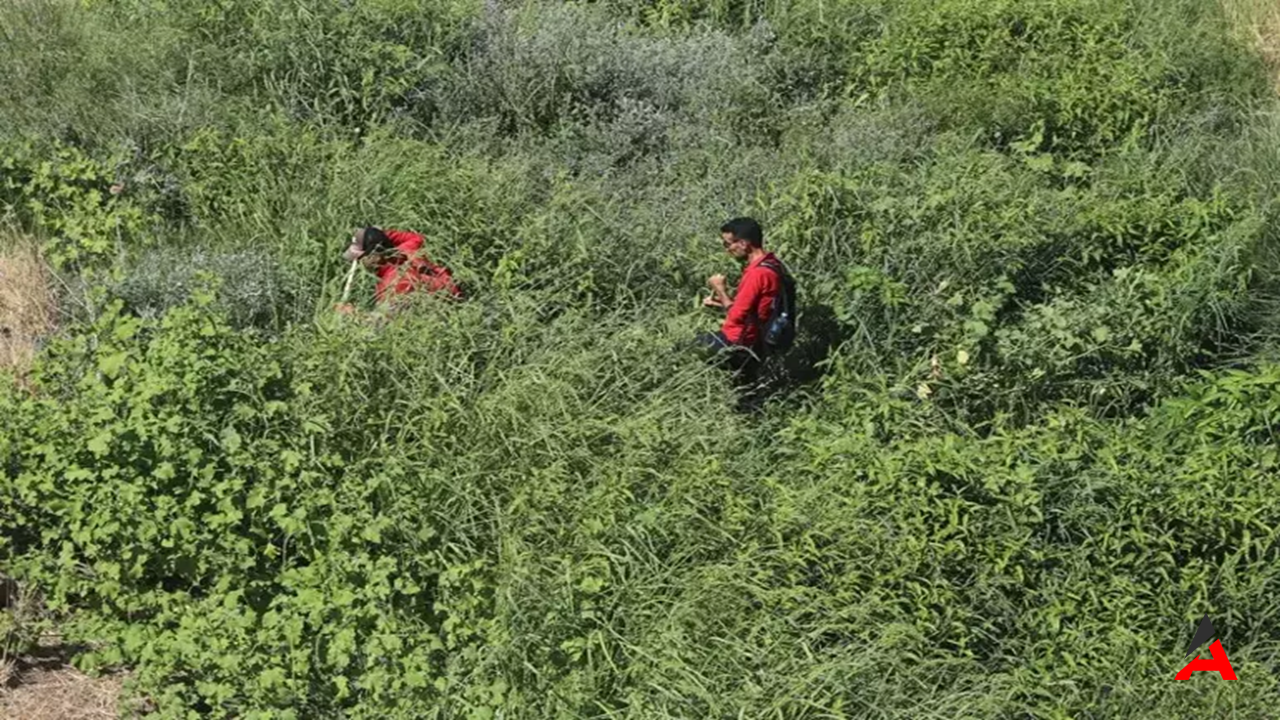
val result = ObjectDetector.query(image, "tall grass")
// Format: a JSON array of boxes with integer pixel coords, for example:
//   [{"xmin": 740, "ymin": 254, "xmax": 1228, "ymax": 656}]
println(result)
[
  {"xmin": 3, "ymin": 0, "xmax": 1280, "ymax": 717},
  {"xmin": 1222, "ymin": 0, "xmax": 1280, "ymax": 90}
]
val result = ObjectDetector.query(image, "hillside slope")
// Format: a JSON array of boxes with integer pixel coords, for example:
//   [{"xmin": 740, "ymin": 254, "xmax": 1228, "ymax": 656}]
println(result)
[{"xmin": 3, "ymin": 0, "xmax": 1280, "ymax": 716}]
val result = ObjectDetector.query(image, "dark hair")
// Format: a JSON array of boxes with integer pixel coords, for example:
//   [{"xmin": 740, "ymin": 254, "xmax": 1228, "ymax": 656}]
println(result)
[
  {"xmin": 720, "ymin": 217, "xmax": 763, "ymax": 247},
  {"xmin": 360, "ymin": 226, "xmax": 394, "ymax": 254}
]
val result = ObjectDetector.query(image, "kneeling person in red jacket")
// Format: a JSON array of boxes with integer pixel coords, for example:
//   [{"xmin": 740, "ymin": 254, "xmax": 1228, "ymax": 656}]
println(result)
[
  {"xmin": 335, "ymin": 226, "xmax": 462, "ymax": 315},
  {"xmin": 697, "ymin": 217, "xmax": 784, "ymax": 383}
]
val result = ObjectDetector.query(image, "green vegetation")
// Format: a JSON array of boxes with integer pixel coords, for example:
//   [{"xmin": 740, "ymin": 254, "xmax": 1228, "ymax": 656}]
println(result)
[{"xmin": 3, "ymin": 0, "xmax": 1280, "ymax": 716}]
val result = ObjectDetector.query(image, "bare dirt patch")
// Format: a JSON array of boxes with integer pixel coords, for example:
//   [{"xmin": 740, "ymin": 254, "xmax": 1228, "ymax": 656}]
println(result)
[
  {"xmin": 1, "ymin": 645, "xmax": 126, "ymax": 720},
  {"xmin": 1, "ymin": 580, "xmax": 135, "ymax": 720},
  {"xmin": 0, "ymin": 232, "xmax": 59, "ymax": 377}
]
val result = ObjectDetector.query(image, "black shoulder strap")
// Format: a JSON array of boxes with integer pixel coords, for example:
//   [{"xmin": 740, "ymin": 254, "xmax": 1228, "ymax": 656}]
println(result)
[
  {"xmin": 757, "ymin": 259, "xmax": 794, "ymax": 317},
  {"xmin": 758, "ymin": 257, "xmax": 787, "ymax": 278},
  {"xmin": 760, "ymin": 259, "xmax": 794, "ymax": 295}
]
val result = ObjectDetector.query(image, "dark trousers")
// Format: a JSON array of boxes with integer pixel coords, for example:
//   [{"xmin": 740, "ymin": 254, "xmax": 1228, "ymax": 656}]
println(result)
[{"xmin": 693, "ymin": 331, "xmax": 763, "ymax": 384}]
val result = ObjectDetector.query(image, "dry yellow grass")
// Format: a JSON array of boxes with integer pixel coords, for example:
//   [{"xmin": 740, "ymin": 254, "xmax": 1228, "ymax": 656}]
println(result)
[
  {"xmin": 1222, "ymin": 0, "xmax": 1280, "ymax": 92},
  {"xmin": 0, "ymin": 232, "xmax": 58, "ymax": 376},
  {"xmin": 0, "ymin": 657, "xmax": 126, "ymax": 720},
  {"xmin": 1, "ymin": 578, "xmax": 138, "ymax": 720}
]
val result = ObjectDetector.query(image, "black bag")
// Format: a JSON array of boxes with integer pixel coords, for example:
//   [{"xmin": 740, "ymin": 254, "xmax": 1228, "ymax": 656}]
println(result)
[{"xmin": 758, "ymin": 257, "xmax": 797, "ymax": 355}]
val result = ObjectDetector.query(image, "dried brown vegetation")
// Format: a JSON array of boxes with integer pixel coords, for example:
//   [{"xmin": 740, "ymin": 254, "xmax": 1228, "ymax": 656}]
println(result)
[
  {"xmin": 0, "ymin": 233, "xmax": 58, "ymax": 376},
  {"xmin": 1, "ymin": 653, "xmax": 126, "ymax": 720},
  {"xmin": 1223, "ymin": 0, "xmax": 1280, "ymax": 91},
  {"xmin": 1, "ymin": 582, "xmax": 132, "ymax": 720}
]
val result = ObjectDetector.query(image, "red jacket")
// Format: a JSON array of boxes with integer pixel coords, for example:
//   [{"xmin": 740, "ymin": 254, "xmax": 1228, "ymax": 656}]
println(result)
[
  {"xmin": 722, "ymin": 252, "xmax": 781, "ymax": 348},
  {"xmin": 373, "ymin": 229, "xmax": 462, "ymax": 303}
]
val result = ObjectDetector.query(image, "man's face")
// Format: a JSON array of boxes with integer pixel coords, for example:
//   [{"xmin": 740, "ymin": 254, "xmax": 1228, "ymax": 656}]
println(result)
[
  {"xmin": 721, "ymin": 232, "xmax": 750, "ymax": 260},
  {"xmin": 343, "ymin": 229, "xmax": 366, "ymax": 261},
  {"xmin": 344, "ymin": 231, "xmax": 385, "ymax": 269},
  {"xmin": 343, "ymin": 240, "xmax": 364, "ymax": 263}
]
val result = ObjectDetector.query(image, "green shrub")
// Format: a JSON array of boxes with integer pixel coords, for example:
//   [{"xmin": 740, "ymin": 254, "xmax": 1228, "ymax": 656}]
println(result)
[
  {"xmin": 13, "ymin": 302, "xmax": 1280, "ymax": 717},
  {"xmin": 850, "ymin": 0, "xmax": 1269, "ymax": 158},
  {"xmin": 0, "ymin": 138, "xmax": 157, "ymax": 271},
  {"xmin": 106, "ymin": 0, "xmax": 478, "ymax": 129},
  {"xmin": 0, "ymin": 0, "xmax": 204, "ymax": 145},
  {"xmin": 0, "ymin": 290, "xmax": 752, "ymax": 715},
  {"xmin": 4, "ymin": 0, "xmax": 1280, "ymax": 716}
]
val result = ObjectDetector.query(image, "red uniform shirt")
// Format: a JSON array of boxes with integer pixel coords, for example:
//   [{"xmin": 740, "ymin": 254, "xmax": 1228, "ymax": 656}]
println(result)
[
  {"xmin": 722, "ymin": 252, "xmax": 781, "ymax": 348},
  {"xmin": 373, "ymin": 229, "xmax": 462, "ymax": 303}
]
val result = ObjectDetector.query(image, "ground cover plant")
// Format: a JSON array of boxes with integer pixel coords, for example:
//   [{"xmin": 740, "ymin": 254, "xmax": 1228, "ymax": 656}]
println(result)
[{"xmin": 3, "ymin": 0, "xmax": 1280, "ymax": 716}]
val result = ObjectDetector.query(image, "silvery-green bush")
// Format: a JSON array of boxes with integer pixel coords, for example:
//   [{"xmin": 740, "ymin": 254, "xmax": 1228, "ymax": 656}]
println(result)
[
  {"xmin": 429, "ymin": 3, "xmax": 781, "ymax": 151},
  {"xmin": 112, "ymin": 248, "xmax": 306, "ymax": 329}
]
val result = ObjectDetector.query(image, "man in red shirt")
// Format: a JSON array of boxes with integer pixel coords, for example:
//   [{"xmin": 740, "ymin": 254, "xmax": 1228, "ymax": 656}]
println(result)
[
  {"xmin": 335, "ymin": 226, "xmax": 462, "ymax": 315},
  {"xmin": 696, "ymin": 217, "xmax": 783, "ymax": 381}
]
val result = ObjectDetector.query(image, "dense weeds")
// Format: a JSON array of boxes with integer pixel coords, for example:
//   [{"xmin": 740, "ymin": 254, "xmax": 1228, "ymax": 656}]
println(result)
[{"xmin": 3, "ymin": 0, "xmax": 1280, "ymax": 717}]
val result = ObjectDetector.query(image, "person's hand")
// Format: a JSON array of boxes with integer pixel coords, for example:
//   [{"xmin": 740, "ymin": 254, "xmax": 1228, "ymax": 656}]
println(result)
[
  {"xmin": 708, "ymin": 274, "xmax": 726, "ymax": 291},
  {"xmin": 703, "ymin": 294, "xmax": 722, "ymax": 308},
  {"xmin": 334, "ymin": 303, "xmax": 356, "ymax": 316}
]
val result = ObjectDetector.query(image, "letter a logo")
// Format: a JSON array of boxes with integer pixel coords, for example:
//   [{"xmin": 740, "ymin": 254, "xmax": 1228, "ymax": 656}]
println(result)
[{"xmin": 1175, "ymin": 615, "xmax": 1237, "ymax": 681}]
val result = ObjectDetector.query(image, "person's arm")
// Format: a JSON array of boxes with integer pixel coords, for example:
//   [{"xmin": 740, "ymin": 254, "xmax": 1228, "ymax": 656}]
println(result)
[
  {"xmin": 705, "ymin": 274, "xmax": 733, "ymax": 308},
  {"xmin": 384, "ymin": 229, "xmax": 425, "ymax": 257},
  {"xmin": 723, "ymin": 271, "xmax": 762, "ymax": 330}
]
